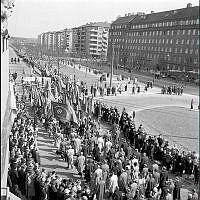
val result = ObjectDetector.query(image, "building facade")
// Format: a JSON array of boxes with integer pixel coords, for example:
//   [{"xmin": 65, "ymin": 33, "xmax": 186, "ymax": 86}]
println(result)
[
  {"xmin": 108, "ymin": 3, "xmax": 199, "ymax": 73},
  {"xmin": 38, "ymin": 22, "xmax": 110, "ymax": 59},
  {"xmin": 72, "ymin": 22, "xmax": 110, "ymax": 59},
  {"xmin": 38, "ymin": 28, "xmax": 73, "ymax": 56},
  {"xmin": 1, "ymin": 0, "xmax": 18, "ymax": 199}
]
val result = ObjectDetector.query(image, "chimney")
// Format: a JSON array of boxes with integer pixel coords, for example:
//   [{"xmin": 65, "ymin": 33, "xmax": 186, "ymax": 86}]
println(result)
[
  {"xmin": 128, "ymin": 13, "xmax": 131, "ymax": 16},
  {"xmin": 187, "ymin": 3, "xmax": 192, "ymax": 8},
  {"xmin": 151, "ymin": 11, "xmax": 154, "ymax": 14}
]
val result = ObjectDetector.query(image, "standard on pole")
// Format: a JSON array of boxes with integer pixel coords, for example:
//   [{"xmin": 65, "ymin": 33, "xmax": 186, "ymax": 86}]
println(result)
[{"xmin": 110, "ymin": 43, "xmax": 115, "ymax": 88}]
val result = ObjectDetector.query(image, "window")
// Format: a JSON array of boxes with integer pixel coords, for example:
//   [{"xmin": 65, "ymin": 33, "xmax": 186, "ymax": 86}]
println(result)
[
  {"xmin": 182, "ymin": 30, "xmax": 185, "ymax": 35},
  {"xmin": 175, "ymin": 48, "xmax": 177, "ymax": 53},
  {"xmin": 191, "ymin": 39, "xmax": 194, "ymax": 45},
  {"xmin": 190, "ymin": 49, "xmax": 193, "ymax": 54},
  {"xmin": 197, "ymin": 39, "xmax": 199, "ymax": 45},
  {"xmin": 195, "ymin": 49, "xmax": 198, "ymax": 55},
  {"xmin": 193, "ymin": 29, "xmax": 196, "ymax": 35},
  {"xmin": 177, "ymin": 30, "xmax": 180, "ymax": 35},
  {"xmin": 186, "ymin": 39, "xmax": 190, "ymax": 45},
  {"xmin": 165, "ymin": 47, "xmax": 168, "ymax": 52},
  {"xmin": 169, "ymin": 47, "xmax": 172, "ymax": 52},
  {"xmin": 181, "ymin": 39, "xmax": 184, "ymax": 44},
  {"xmin": 188, "ymin": 30, "xmax": 191, "ymax": 35},
  {"xmin": 173, "ymin": 57, "xmax": 176, "ymax": 62},
  {"xmin": 180, "ymin": 48, "xmax": 183, "ymax": 53},
  {"xmin": 171, "ymin": 30, "xmax": 174, "ymax": 35},
  {"xmin": 166, "ymin": 39, "xmax": 168, "ymax": 44},
  {"xmin": 176, "ymin": 39, "xmax": 179, "ymax": 44},
  {"xmin": 170, "ymin": 39, "xmax": 173, "ymax": 44},
  {"xmin": 185, "ymin": 48, "xmax": 188, "ymax": 53}
]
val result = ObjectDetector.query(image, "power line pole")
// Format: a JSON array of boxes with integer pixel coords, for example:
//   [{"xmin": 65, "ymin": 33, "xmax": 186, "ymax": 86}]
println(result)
[{"xmin": 110, "ymin": 43, "xmax": 115, "ymax": 88}]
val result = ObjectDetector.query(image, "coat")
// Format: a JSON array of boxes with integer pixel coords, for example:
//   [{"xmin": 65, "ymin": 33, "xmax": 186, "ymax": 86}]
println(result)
[
  {"xmin": 26, "ymin": 174, "xmax": 35, "ymax": 198},
  {"xmin": 173, "ymin": 181, "xmax": 181, "ymax": 200},
  {"xmin": 109, "ymin": 174, "xmax": 118, "ymax": 193},
  {"xmin": 96, "ymin": 180, "xmax": 106, "ymax": 200},
  {"xmin": 77, "ymin": 155, "xmax": 85, "ymax": 173}
]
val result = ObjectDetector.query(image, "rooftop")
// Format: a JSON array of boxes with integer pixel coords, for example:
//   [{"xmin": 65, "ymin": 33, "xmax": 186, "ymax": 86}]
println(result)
[{"xmin": 112, "ymin": 4, "xmax": 199, "ymax": 25}]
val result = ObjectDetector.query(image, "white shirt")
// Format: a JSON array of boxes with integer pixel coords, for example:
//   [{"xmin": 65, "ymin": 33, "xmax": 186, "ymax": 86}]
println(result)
[
  {"xmin": 105, "ymin": 141, "xmax": 112, "ymax": 151},
  {"xmin": 97, "ymin": 137, "xmax": 104, "ymax": 148},
  {"xmin": 67, "ymin": 148, "xmax": 74, "ymax": 158}
]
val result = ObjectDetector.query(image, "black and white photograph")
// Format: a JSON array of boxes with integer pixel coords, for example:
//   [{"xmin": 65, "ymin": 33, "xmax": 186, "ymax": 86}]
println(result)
[{"xmin": 1, "ymin": 0, "xmax": 199, "ymax": 199}]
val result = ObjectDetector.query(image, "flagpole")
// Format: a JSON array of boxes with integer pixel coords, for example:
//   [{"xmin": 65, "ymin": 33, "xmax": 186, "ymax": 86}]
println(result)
[{"xmin": 110, "ymin": 43, "xmax": 115, "ymax": 88}]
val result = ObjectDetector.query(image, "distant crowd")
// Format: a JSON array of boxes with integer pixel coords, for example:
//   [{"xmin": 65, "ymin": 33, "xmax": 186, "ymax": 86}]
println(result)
[{"xmin": 161, "ymin": 85, "xmax": 184, "ymax": 95}]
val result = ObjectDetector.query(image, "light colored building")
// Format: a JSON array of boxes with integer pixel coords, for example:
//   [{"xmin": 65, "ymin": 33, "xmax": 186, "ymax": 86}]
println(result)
[
  {"xmin": 38, "ymin": 28, "xmax": 73, "ymax": 56},
  {"xmin": 72, "ymin": 22, "xmax": 110, "ymax": 59}
]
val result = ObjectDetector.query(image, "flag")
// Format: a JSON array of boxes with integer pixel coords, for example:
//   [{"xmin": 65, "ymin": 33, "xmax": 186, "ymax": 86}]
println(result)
[
  {"xmin": 51, "ymin": 101, "xmax": 78, "ymax": 125},
  {"xmin": 51, "ymin": 101, "xmax": 72, "ymax": 122}
]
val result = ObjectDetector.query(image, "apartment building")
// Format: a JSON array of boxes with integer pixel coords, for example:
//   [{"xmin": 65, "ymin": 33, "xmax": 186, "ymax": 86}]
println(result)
[
  {"xmin": 72, "ymin": 22, "xmax": 110, "ymax": 59},
  {"xmin": 108, "ymin": 3, "xmax": 199, "ymax": 73},
  {"xmin": 38, "ymin": 28, "xmax": 73, "ymax": 55}
]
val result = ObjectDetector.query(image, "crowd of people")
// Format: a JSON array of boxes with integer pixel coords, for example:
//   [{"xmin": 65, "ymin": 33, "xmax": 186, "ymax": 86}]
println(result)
[
  {"xmin": 8, "ymin": 53, "xmax": 199, "ymax": 200},
  {"xmin": 161, "ymin": 85, "xmax": 184, "ymax": 95},
  {"xmin": 11, "ymin": 57, "xmax": 20, "ymax": 63}
]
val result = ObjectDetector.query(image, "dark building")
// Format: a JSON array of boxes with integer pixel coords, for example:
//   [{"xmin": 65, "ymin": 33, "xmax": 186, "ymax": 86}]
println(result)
[{"xmin": 108, "ymin": 3, "xmax": 199, "ymax": 75}]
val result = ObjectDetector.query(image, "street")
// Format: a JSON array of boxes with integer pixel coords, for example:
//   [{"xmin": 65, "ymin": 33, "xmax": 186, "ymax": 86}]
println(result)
[{"xmin": 59, "ymin": 62, "xmax": 199, "ymax": 152}]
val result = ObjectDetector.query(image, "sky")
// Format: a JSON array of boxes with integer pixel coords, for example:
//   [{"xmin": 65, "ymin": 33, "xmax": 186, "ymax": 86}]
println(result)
[{"xmin": 8, "ymin": 0, "xmax": 199, "ymax": 38}]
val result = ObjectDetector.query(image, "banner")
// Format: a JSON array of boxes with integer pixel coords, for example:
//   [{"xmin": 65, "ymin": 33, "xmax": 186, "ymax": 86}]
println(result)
[
  {"xmin": 51, "ymin": 101, "xmax": 71, "ymax": 122},
  {"xmin": 51, "ymin": 101, "xmax": 78, "ymax": 125}
]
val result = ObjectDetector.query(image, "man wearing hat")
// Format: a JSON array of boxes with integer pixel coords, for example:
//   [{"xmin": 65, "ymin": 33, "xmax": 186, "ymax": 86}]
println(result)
[
  {"xmin": 173, "ymin": 177, "xmax": 182, "ymax": 200},
  {"xmin": 158, "ymin": 166, "xmax": 169, "ymax": 198},
  {"xmin": 118, "ymin": 168, "xmax": 128, "ymax": 194}
]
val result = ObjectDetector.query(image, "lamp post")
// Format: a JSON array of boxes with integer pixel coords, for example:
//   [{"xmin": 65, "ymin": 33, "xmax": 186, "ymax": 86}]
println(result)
[{"xmin": 110, "ymin": 43, "xmax": 115, "ymax": 88}]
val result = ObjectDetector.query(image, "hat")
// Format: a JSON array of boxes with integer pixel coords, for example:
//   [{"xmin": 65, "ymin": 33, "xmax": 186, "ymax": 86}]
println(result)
[
  {"xmin": 153, "ymin": 187, "xmax": 158, "ymax": 192},
  {"xmin": 175, "ymin": 177, "xmax": 179, "ymax": 181}
]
